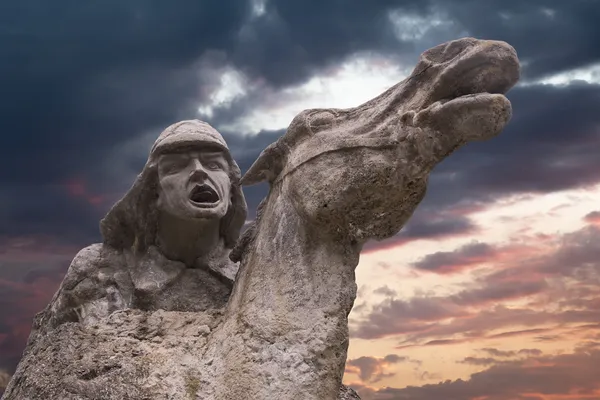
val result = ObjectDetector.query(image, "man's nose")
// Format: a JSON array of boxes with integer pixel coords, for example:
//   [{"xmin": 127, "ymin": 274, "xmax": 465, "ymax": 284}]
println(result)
[{"xmin": 189, "ymin": 159, "xmax": 208, "ymax": 179}]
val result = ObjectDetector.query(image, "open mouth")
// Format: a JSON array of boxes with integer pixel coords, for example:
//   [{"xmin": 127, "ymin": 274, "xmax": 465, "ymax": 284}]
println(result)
[
  {"xmin": 428, "ymin": 41, "xmax": 519, "ymax": 105},
  {"xmin": 403, "ymin": 41, "xmax": 520, "ymax": 141},
  {"xmin": 423, "ymin": 72, "xmax": 514, "ymax": 116},
  {"xmin": 410, "ymin": 52, "xmax": 518, "ymax": 132},
  {"xmin": 406, "ymin": 41, "xmax": 518, "ymax": 120},
  {"xmin": 189, "ymin": 184, "xmax": 219, "ymax": 205}
]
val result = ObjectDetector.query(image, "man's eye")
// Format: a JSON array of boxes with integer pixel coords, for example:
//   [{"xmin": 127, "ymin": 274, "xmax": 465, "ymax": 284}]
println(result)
[
  {"xmin": 161, "ymin": 159, "xmax": 188, "ymax": 174},
  {"xmin": 205, "ymin": 161, "xmax": 222, "ymax": 170}
]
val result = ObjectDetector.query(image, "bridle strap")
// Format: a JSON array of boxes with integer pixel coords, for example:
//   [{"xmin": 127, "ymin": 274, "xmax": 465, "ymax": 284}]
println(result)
[{"xmin": 275, "ymin": 135, "xmax": 401, "ymax": 184}]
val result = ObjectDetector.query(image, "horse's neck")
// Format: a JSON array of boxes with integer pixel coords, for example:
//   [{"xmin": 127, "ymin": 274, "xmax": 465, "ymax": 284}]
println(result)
[
  {"xmin": 227, "ymin": 188, "xmax": 360, "ymax": 339},
  {"xmin": 212, "ymin": 189, "xmax": 362, "ymax": 399}
]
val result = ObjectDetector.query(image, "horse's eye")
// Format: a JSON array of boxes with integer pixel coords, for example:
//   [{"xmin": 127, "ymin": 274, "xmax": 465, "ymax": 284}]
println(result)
[{"xmin": 309, "ymin": 111, "xmax": 336, "ymax": 131}]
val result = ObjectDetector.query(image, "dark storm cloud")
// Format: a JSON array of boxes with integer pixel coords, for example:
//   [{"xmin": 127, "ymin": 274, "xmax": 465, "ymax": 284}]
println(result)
[
  {"xmin": 236, "ymin": 0, "xmax": 600, "ymax": 87},
  {"xmin": 230, "ymin": 0, "xmax": 427, "ymax": 88},
  {"xmin": 440, "ymin": 0, "xmax": 600, "ymax": 80},
  {"xmin": 0, "ymin": 185, "xmax": 106, "ymax": 245},
  {"xmin": 0, "ymin": 0, "xmax": 252, "ymax": 244},
  {"xmin": 0, "ymin": 0, "xmax": 251, "ymax": 182}
]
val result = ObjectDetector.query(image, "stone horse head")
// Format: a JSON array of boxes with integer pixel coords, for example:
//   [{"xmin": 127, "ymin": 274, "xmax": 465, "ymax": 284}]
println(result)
[{"xmin": 237, "ymin": 37, "xmax": 519, "ymax": 248}]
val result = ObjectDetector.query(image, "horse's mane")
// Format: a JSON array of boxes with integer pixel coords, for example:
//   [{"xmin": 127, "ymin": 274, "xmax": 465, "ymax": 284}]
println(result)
[
  {"xmin": 230, "ymin": 195, "xmax": 268, "ymax": 263},
  {"xmin": 229, "ymin": 110, "xmax": 319, "ymax": 263}
]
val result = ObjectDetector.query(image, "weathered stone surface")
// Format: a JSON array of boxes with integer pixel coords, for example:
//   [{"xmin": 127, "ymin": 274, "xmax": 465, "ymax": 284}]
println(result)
[
  {"xmin": 3, "ymin": 37, "xmax": 519, "ymax": 400},
  {"xmin": 6, "ymin": 307, "xmax": 362, "ymax": 399},
  {"xmin": 4, "ymin": 309, "xmax": 222, "ymax": 399},
  {"xmin": 339, "ymin": 385, "xmax": 361, "ymax": 400}
]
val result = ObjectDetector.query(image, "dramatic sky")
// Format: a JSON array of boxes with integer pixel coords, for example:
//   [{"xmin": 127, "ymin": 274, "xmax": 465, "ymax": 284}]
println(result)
[{"xmin": 2, "ymin": 1, "xmax": 600, "ymax": 399}]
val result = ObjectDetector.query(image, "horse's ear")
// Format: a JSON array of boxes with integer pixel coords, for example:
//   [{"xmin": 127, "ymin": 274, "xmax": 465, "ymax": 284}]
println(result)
[{"xmin": 241, "ymin": 142, "xmax": 286, "ymax": 186}]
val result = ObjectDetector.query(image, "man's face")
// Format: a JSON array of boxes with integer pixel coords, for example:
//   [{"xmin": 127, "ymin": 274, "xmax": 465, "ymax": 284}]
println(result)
[{"xmin": 156, "ymin": 146, "xmax": 231, "ymax": 220}]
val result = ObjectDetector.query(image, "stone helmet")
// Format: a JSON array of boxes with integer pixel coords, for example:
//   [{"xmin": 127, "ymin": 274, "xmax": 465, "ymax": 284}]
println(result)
[{"xmin": 100, "ymin": 120, "xmax": 248, "ymax": 252}]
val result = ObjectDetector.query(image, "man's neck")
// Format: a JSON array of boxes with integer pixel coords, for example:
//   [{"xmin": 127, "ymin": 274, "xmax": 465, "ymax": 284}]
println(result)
[{"xmin": 155, "ymin": 211, "xmax": 224, "ymax": 268}]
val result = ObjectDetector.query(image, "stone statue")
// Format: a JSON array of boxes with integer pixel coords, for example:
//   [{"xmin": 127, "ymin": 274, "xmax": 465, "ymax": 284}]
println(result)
[
  {"xmin": 33, "ymin": 120, "xmax": 248, "ymax": 333},
  {"xmin": 2, "ymin": 37, "xmax": 519, "ymax": 400}
]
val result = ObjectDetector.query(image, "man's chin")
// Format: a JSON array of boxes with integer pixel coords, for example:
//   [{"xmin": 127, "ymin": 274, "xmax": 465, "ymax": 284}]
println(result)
[{"xmin": 187, "ymin": 201, "xmax": 227, "ymax": 219}]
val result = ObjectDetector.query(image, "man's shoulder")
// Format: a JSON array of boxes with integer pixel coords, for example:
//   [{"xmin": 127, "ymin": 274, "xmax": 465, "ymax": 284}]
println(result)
[
  {"xmin": 38, "ymin": 243, "xmax": 127, "ymax": 328},
  {"xmin": 63, "ymin": 243, "xmax": 122, "ymax": 285}
]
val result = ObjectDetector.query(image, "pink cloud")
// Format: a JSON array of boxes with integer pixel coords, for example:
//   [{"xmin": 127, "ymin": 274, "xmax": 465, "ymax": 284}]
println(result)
[
  {"xmin": 352, "ymin": 225, "xmax": 600, "ymax": 345},
  {"xmin": 0, "ymin": 236, "xmax": 73, "ymax": 374},
  {"xmin": 62, "ymin": 177, "xmax": 108, "ymax": 207}
]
